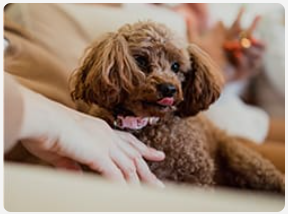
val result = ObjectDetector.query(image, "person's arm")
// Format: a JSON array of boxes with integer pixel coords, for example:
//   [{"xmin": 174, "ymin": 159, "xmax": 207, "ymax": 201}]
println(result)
[
  {"xmin": 4, "ymin": 72, "xmax": 24, "ymax": 151},
  {"xmin": 4, "ymin": 72, "xmax": 165, "ymax": 187}
]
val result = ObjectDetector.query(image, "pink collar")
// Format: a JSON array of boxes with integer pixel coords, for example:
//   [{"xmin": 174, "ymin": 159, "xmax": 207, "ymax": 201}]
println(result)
[{"xmin": 114, "ymin": 116, "xmax": 159, "ymax": 130}]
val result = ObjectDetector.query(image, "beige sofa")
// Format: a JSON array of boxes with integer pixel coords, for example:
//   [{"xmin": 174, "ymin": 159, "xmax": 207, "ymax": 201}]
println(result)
[{"xmin": 4, "ymin": 163, "xmax": 284, "ymax": 212}]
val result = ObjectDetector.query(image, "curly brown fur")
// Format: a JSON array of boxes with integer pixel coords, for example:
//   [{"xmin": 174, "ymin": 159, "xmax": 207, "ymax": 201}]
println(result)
[
  {"xmin": 69, "ymin": 21, "xmax": 284, "ymax": 193},
  {"xmin": 70, "ymin": 21, "xmax": 224, "ymax": 121},
  {"xmin": 7, "ymin": 21, "xmax": 283, "ymax": 194}
]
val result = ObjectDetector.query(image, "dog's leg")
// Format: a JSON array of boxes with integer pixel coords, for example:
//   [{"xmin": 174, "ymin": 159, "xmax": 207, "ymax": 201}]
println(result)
[{"xmin": 216, "ymin": 135, "xmax": 285, "ymax": 193}]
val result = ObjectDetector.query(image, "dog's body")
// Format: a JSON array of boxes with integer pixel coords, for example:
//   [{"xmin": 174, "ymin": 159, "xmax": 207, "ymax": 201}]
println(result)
[
  {"xmin": 138, "ymin": 115, "xmax": 284, "ymax": 192},
  {"xmin": 71, "ymin": 21, "xmax": 284, "ymax": 193},
  {"xmin": 75, "ymin": 101, "xmax": 284, "ymax": 193},
  {"xmin": 7, "ymin": 21, "xmax": 284, "ymax": 193}
]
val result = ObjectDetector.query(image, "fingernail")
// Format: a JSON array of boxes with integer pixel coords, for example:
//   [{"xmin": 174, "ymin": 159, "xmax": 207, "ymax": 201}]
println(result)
[
  {"xmin": 156, "ymin": 180, "xmax": 165, "ymax": 189},
  {"xmin": 150, "ymin": 148, "xmax": 165, "ymax": 156},
  {"xmin": 156, "ymin": 151, "xmax": 165, "ymax": 159}
]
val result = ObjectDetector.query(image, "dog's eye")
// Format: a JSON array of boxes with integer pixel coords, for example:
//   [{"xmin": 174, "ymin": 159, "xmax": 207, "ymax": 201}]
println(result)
[
  {"xmin": 135, "ymin": 56, "xmax": 148, "ymax": 69},
  {"xmin": 171, "ymin": 62, "xmax": 180, "ymax": 73}
]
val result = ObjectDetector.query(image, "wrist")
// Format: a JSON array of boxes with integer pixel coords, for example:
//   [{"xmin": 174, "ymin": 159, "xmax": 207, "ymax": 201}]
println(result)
[{"xmin": 18, "ymin": 85, "xmax": 62, "ymax": 140}]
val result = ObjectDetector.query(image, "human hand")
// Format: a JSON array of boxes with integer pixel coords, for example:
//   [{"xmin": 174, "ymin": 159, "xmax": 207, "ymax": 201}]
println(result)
[
  {"xmin": 223, "ymin": 7, "xmax": 265, "ymax": 81},
  {"xmin": 18, "ymin": 85, "xmax": 165, "ymax": 188},
  {"xmin": 188, "ymin": 7, "xmax": 265, "ymax": 82}
]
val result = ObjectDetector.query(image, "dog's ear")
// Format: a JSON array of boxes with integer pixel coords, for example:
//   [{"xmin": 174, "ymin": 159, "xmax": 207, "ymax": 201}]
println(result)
[
  {"xmin": 177, "ymin": 44, "xmax": 224, "ymax": 117},
  {"xmin": 71, "ymin": 32, "xmax": 143, "ymax": 108}
]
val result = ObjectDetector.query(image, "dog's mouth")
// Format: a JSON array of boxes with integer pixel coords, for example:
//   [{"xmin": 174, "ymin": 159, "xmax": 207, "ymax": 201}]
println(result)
[
  {"xmin": 142, "ymin": 97, "xmax": 176, "ymax": 111},
  {"xmin": 114, "ymin": 97, "xmax": 175, "ymax": 130},
  {"xmin": 157, "ymin": 97, "xmax": 175, "ymax": 106}
]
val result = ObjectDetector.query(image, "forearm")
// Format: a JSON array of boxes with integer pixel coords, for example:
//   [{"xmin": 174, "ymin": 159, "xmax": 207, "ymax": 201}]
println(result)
[
  {"xmin": 4, "ymin": 72, "xmax": 24, "ymax": 152},
  {"xmin": 4, "ymin": 72, "xmax": 64, "ymax": 152}
]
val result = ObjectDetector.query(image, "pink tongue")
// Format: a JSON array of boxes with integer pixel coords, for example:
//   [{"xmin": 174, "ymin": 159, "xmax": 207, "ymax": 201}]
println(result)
[{"xmin": 157, "ymin": 97, "xmax": 174, "ymax": 106}]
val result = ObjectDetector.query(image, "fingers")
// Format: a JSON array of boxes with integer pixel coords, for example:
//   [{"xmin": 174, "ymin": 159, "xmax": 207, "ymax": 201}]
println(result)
[
  {"xmin": 247, "ymin": 15, "xmax": 261, "ymax": 35},
  {"xmin": 89, "ymin": 157, "xmax": 126, "ymax": 184},
  {"xmin": 113, "ymin": 132, "xmax": 165, "ymax": 187},
  {"xmin": 52, "ymin": 139, "xmax": 127, "ymax": 184},
  {"xmin": 116, "ymin": 131, "xmax": 165, "ymax": 161},
  {"xmin": 115, "ymin": 144, "xmax": 165, "ymax": 188},
  {"xmin": 110, "ymin": 150, "xmax": 164, "ymax": 188},
  {"xmin": 234, "ymin": 6, "xmax": 245, "ymax": 27},
  {"xmin": 142, "ymin": 147, "xmax": 165, "ymax": 161},
  {"xmin": 63, "ymin": 127, "xmax": 126, "ymax": 181},
  {"xmin": 229, "ymin": 8, "xmax": 243, "ymax": 34},
  {"xmin": 135, "ymin": 157, "xmax": 165, "ymax": 188},
  {"xmin": 227, "ymin": 7, "xmax": 245, "ymax": 39},
  {"xmin": 232, "ymin": 8, "xmax": 261, "ymax": 37},
  {"xmin": 110, "ymin": 150, "xmax": 140, "ymax": 185}
]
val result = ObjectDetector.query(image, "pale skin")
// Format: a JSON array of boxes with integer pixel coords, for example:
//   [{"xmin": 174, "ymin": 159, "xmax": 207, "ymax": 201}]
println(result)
[{"xmin": 4, "ymin": 73, "xmax": 165, "ymax": 188}]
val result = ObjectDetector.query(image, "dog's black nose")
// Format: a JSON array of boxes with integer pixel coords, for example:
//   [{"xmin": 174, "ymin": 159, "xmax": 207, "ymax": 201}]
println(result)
[{"xmin": 157, "ymin": 83, "xmax": 177, "ymax": 97}]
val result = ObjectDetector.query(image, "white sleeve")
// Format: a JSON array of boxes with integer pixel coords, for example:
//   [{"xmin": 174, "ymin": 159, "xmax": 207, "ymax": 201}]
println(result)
[{"xmin": 204, "ymin": 85, "xmax": 270, "ymax": 144}]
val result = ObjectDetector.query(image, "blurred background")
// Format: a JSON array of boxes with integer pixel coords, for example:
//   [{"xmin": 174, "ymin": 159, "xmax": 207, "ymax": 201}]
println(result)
[{"xmin": 209, "ymin": 3, "xmax": 284, "ymax": 117}]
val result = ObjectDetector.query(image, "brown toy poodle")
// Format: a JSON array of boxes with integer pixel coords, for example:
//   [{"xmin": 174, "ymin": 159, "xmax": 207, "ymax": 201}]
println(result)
[{"xmin": 70, "ymin": 21, "xmax": 284, "ymax": 193}]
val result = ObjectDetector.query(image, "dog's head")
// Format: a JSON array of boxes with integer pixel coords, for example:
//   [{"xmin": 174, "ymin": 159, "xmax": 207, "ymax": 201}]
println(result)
[{"xmin": 71, "ymin": 21, "xmax": 224, "ymax": 125}]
